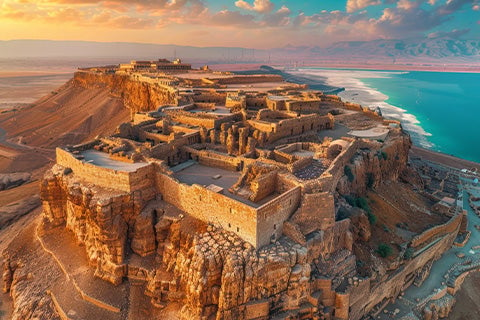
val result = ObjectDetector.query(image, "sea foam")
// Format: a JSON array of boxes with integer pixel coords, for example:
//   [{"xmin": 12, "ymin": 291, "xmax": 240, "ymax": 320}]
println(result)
[{"xmin": 293, "ymin": 68, "xmax": 434, "ymax": 149}]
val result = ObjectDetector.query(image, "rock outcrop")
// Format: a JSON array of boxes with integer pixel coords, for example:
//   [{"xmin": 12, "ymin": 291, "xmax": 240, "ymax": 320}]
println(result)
[{"xmin": 73, "ymin": 72, "xmax": 177, "ymax": 113}]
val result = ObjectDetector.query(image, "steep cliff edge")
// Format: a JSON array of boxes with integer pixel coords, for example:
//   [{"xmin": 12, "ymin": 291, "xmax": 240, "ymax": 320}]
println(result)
[
  {"xmin": 337, "ymin": 130, "xmax": 412, "ymax": 196},
  {"xmin": 73, "ymin": 72, "xmax": 177, "ymax": 113}
]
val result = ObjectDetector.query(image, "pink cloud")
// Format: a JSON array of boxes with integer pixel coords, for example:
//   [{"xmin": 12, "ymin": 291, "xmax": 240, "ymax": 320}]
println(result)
[
  {"xmin": 235, "ymin": 0, "xmax": 274, "ymax": 14},
  {"xmin": 346, "ymin": 0, "xmax": 381, "ymax": 13}
]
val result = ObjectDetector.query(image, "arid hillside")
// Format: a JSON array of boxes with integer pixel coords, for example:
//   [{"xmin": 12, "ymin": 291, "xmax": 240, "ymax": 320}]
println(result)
[
  {"xmin": 0, "ymin": 77, "xmax": 130, "ymax": 234},
  {"xmin": 0, "ymin": 79, "xmax": 129, "ymax": 149}
]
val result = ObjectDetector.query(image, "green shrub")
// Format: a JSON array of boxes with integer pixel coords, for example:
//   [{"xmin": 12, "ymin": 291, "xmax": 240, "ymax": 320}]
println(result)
[
  {"xmin": 377, "ymin": 243, "xmax": 393, "ymax": 258},
  {"xmin": 345, "ymin": 195, "xmax": 356, "ymax": 206},
  {"xmin": 367, "ymin": 212, "xmax": 377, "ymax": 225},
  {"xmin": 355, "ymin": 197, "xmax": 370, "ymax": 213},
  {"xmin": 366, "ymin": 173, "xmax": 375, "ymax": 189},
  {"xmin": 344, "ymin": 165, "xmax": 355, "ymax": 182},
  {"xmin": 404, "ymin": 247, "xmax": 414, "ymax": 260},
  {"xmin": 381, "ymin": 151, "xmax": 388, "ymax": 160}
]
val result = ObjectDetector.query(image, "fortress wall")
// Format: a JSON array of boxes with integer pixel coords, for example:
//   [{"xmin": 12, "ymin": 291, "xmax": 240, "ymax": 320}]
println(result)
[
  {"xmin": 256, "ymin": 187, "xmax": 301, "ymax": 247},
  {"xmin": 128, "ymin": 165, "xmax": 155, "ymax": 192},
  {"xmin": 155, "ymin": 173, "xmax": 258, "ymax": 246},
  {"xmin": 410, "ymin": 214, "xmax": 463, "ymax": 248},
  {"xmin": 56, "ymin": 148, "xmax": 150, "ymax": 193},
  {"xmin": 360, "ymin": 220, "xmax": 461, "ymax": 318}
]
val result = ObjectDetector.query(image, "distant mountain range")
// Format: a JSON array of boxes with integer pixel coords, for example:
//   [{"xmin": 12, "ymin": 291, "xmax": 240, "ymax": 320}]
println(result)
[{"xmin": 1, "ymin": 38, "xmax": 479, "ymax": 65}]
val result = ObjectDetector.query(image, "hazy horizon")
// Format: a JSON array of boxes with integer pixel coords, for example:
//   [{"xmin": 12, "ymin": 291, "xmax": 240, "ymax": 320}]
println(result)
[{"xmin": 1, "ymin": 0, "xmax": 479, "ymax": 48}]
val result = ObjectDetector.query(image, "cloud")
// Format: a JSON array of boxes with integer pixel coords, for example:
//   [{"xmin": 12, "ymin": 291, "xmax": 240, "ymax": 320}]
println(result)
[
  {"xmin": 437, "ymin": 0, "xmax": 474, "ymax": 15},
  {"xmin": 235, "ymin": 0, "xmax": 274, "ymax": 13},
  {"xmin": 210, "ymin": 10, "xmax": 256, "ymax": 26},
  {"xmin": 346, "ymin": 0, "xmax": 381, "ymax": 13},
  {"xmin": 397, "ymin": 0, "xmax": 420, "ymax": 10},
  {"xmin": 427, "ymin": 28, "xmax": 470, "ymax": 38},
  {"xmin": 261, "ymin": 5, "xmax": 291, "ymax": 26}
]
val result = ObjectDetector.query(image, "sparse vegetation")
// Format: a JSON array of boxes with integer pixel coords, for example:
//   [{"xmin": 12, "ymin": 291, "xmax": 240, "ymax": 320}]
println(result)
[
  {"xmin": 404, "ymin": 247, "xmax": 414, "ymax": 260},
  {"xmin": 345, "ymin": 194, "xmax": 356, "ymax": 206},
  {"xmin": 376, "ymin": 243, "xmax": 393, "ymax": 258},
  {"xmin": 381, "ymin": 151, "xmax": 388, "ymax": 160},
  {"xmin": 343, "ymin": 195, "xmax": 377, "ymax": 224},
  {"xmin": 367, "ymin": 212, "xmax": 377, "ymax": 225},
  {"xmin": 366, "ymin": 173, "xmax": 375, "ymax": 189}
]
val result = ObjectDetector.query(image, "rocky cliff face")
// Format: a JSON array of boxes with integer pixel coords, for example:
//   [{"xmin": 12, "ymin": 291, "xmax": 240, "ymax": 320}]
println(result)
[
  {"xmin": 33, "ymin": 159, "xmax": 362, "ymax": 320},
  {"xmin": 40, "ymin": 164, "xmax": 156, "ymax": 284},
  {"xmin": 338, "ymin": 130, "xmax": 412, "ymax": 196},
  {"xmin": 73, "ymin": 72, "xmax": 177, "ymax": 113}
]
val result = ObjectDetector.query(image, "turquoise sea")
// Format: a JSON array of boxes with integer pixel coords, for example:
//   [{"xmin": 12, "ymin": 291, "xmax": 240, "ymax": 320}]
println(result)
[
  {"xmin": 294, "ymin": 68, "xmax": 480, "ymax": 164},
  {"xmin": 362, "ymin": 71, "xmax": 480, "ymax": 163}
]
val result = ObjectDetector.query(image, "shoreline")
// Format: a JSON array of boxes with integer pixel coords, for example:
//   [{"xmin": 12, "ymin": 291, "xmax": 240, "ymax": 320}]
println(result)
[
  {"xmin": 411, "ymin": 146, "xmax": 480, "ymax": 172},
  {"xmin": 210, "ymin": 62, "xmax": 480, "ymax": 74},
  {"xmin": 301, "ymin": 63, "xmax": 480, "ymax": 74}
]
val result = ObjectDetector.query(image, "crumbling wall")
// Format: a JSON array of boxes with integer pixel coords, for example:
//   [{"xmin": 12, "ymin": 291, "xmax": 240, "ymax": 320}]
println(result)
[{"xmin": 290, "ymin": 192, "xmax": 335, "ymax": 235}]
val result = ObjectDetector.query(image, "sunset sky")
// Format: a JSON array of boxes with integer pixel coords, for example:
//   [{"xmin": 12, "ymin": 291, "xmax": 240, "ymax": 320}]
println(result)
[{"xmin": 1, "ymin": 0, "xmax": 479, "ymax": 48}]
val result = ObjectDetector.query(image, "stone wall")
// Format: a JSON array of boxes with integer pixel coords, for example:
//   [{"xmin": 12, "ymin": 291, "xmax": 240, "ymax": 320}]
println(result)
[
  {"xmin": 155, "ymin": 173, "xmax": 259, "ymax": 246},
  {"xmin": 56, "ymin": 148, "xmax": 154, "ymax": 193},
  {"xmin": 188, "ymin": 149, "xmax": 243, "ymax": 171},
  {"xmin": 291, "ymin": 192, "xmax": 335, "ymax": 235},
  {"xmin": 410, "ymin": 214, "xmax": 463, "ymax": 248},
  {"xmin": 155, "ymin": 172, "xmax": 301, "ymax": 248},
  {"xmin": 346, "ymin": 213, "xmax": 463, "ymax": 320},
  {"xmin": 248, "ymin": 113, "xmax": 334, "ymax": 144},
  {"xmin": 256, "ymin": 187, "xmax": 302, "ymax": 247},
  {"xmin": 250, "ymin": 170, "xmax": 277, "ymax": 202}
]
